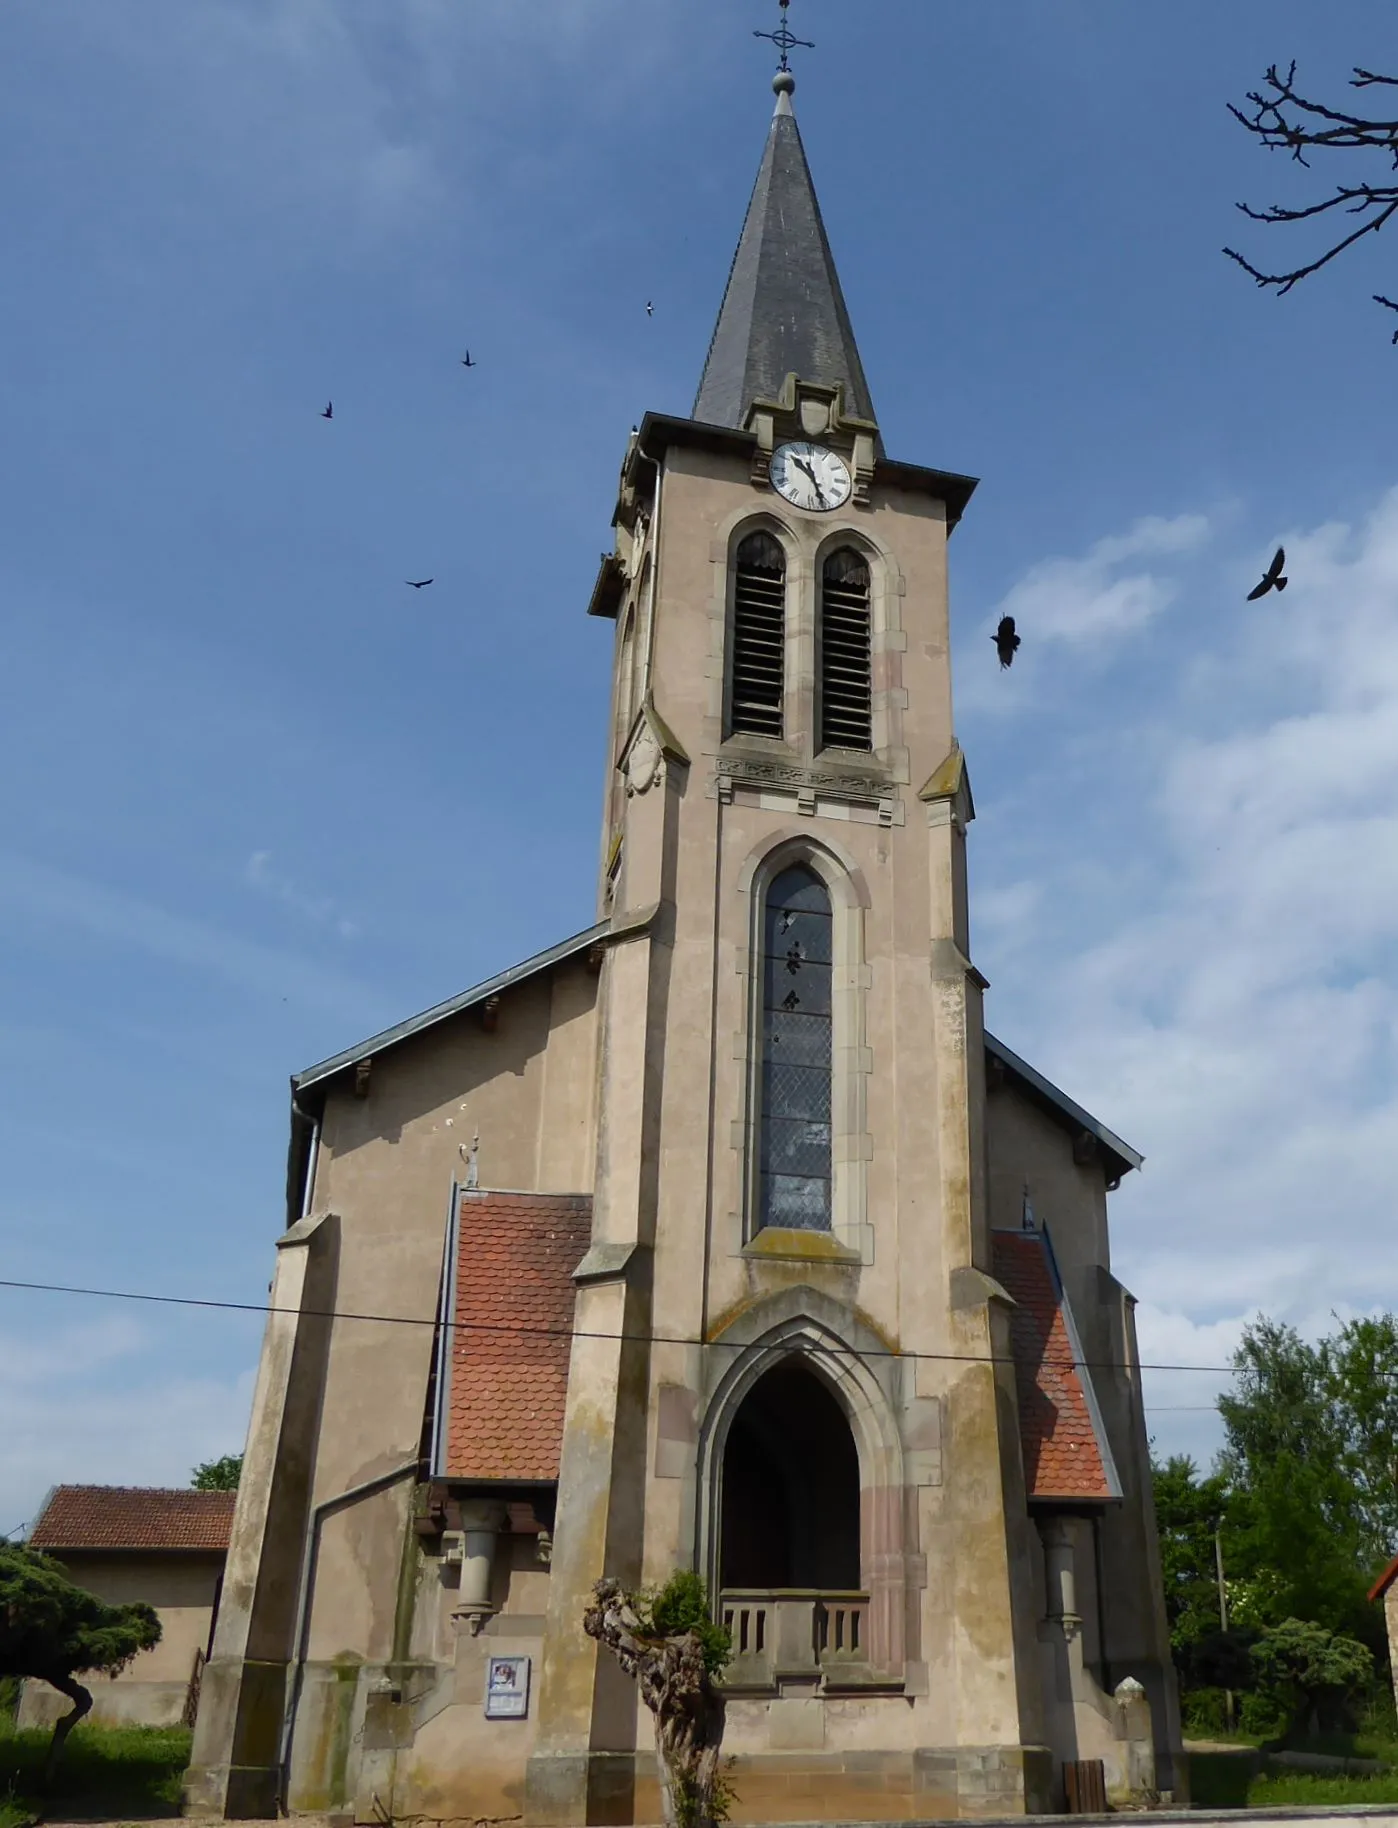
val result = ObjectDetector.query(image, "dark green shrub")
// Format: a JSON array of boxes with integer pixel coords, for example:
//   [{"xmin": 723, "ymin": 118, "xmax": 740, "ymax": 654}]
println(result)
[{"xmin": 644, "ymin": 1571, "xmax": 731, "ymax": 1678}]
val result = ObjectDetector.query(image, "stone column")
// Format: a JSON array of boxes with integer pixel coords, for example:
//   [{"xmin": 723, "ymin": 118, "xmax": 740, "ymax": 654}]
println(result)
[
  {"xmin": 925, "ymin": 748, "xmax": 1047, "ymax": 1788},
  {"xmin": 526, "ymin": 713, "xmax": 681, "ymax": 1827},
  {"xmin": 1042, "ymin": 1518, "xmax": 1081, "ymax": 1641},
  {"xmin": 452, "ymin": 1502, "xmax": 509, "ymax": 1636},
  {"xmin": 184, "ymin": 1211, "xmax": 339, "ymax": 1819}
]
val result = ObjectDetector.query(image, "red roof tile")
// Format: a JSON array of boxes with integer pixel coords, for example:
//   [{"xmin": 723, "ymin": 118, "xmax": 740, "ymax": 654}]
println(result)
[
  {"xmin": 28, "ymin": 1486, "xmax": 236, "ymax": 1553},
  {"xmin": 444, "ymin": 1190, "xmax": 591, "ymax": 1482},
  {"xmin": 992, "ymin": 1231, "xmax": 1116, "ymax": 1504},
  {"xmin": 1369, "ymin": 1553, "xmax": 1398, "ymax": 1603}
]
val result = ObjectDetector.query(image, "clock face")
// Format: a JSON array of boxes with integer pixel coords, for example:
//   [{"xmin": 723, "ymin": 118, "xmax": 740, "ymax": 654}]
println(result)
[{"xmin": 770, "ymin": 442, "xmax": 852, "ymax": 513}]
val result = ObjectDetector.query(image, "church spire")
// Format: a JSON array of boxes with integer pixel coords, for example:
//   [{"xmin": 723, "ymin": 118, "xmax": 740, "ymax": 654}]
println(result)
[{"xmin": 693, "ymin": 68, "xmax": 877, "ymax": 431}]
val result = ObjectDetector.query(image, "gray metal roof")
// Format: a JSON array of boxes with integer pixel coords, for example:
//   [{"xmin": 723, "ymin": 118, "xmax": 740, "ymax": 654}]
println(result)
[
  {"xmin": 694, "ymin": 87, "xmax": 876, "ymax": 430},
  {"xmin": 984, "ymin": 1030, "xmax": 1144, "ymax": 1181},
  {"xmin": 292, "ymin": 921, "xmax": 609, "ymax": 1093}
]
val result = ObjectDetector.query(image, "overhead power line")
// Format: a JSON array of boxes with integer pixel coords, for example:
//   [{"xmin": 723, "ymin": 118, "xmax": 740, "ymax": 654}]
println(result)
[{"xmin": 0, "ymin": 1275, "xmax": 1240, "ymax": 1380}]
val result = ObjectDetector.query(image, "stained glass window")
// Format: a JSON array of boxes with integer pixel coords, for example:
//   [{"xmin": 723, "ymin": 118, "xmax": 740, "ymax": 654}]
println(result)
[{"xmin": 758, "ymin": 865, "xmax": 833, "ymax": 1231}]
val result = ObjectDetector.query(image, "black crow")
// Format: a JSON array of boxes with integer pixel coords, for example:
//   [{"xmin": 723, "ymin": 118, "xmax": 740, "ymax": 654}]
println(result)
[
  {"xmin": 461, "ymin": 352, "xmax": 476, "ymax": 368},
  {"xmin": 321, "ymin": 401, "xmax": 333, "ymax": 419},
  {"xmin": 1247, "ymin": 547, "xmax": 1288, "ymax": 600},
  {"xmin": 992, "ymin": 615, "xmax": 1021, "ymax": 669},
  {"xmin": 406, "ymin": 578, "xmax": 434, "ymax": 589}
]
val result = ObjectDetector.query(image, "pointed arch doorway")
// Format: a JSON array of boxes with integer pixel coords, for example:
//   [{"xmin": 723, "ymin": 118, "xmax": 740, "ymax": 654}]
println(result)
[{"xmin": 718, "ymin": 1357, "xmax": 867, "ymax": 1677}]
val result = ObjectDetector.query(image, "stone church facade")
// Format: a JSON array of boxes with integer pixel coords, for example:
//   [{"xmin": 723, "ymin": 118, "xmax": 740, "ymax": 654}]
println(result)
[{"xmin": 186, "ymin": 69, "xmax": 1181, "ymax": 1827}]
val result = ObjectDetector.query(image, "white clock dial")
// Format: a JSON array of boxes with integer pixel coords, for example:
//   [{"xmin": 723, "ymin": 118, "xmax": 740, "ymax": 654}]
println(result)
[{"xmin": 770, "ymin": 442, "xmax": 852, "ymax": 513}]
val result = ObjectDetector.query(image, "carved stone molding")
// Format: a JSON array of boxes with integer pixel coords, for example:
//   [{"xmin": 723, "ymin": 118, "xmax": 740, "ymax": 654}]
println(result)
[{"xmin": 715, "ymin": 752, "xmax": 895, "ymax": 808}]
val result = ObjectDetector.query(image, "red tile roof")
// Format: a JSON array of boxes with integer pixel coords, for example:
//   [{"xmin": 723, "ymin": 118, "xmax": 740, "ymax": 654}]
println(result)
[
  {"xmin": 443, "ymin": 1190, "xmax": 591, "ymax": 1482},
  {"xmin": 1369, "ymin": 1554, "xmax": 1398, "ymax": 1603},
  {"xmin": 28, "ymin": 1486, "xmax": 236, "ymax": 1553},
  {"xmin": 992, "ymin": 1230, "xmax": 1117, "ymax": 1504}
]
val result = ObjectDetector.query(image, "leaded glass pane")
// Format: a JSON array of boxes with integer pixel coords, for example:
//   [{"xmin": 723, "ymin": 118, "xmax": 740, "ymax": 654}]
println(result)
[
  {"xmin": 762, "ymin": 1173, "xmax": 831, "ymax": 1229},
  {"xmin": 758, "ymin": 865, "xmax": 832, "ymax": 1232},
  {"xmin": 763, "ymin": 1010, "xmax": 829, "ymax": 1068}
]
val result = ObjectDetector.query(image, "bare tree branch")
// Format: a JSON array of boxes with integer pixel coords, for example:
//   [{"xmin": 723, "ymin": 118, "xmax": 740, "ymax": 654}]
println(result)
[{"xmin": 1225, "ymin": 59, "xmax": 1398, "ymax": 335}]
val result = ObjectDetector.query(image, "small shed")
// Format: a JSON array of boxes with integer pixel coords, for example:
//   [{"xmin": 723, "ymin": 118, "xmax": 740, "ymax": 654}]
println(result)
[{"xmin": 18, "ymin": 1485, "xmax": 235, "ymax": 1730}]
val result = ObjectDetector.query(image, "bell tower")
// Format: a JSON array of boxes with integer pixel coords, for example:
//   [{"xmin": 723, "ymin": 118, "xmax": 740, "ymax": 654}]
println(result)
[{"xmin": 528, "ymin": 61, "xmax": 1058, "ymax": 1827}]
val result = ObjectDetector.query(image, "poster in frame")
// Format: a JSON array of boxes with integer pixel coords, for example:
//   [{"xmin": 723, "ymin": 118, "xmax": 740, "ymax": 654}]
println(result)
[{"xmin": 484, "ymin": 1654, "xmax": 531, "ymax": 1719}]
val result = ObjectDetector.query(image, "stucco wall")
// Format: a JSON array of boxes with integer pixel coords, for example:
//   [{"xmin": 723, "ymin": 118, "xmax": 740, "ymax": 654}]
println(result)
[
  {"xmin": 19, "ymin": 1551, "xmax": 223, "ymax": 1729},
  {"xmin": 266, "ymin": 957, "xmax": 598, "ymax": 1815},
  {"xmin": 299, "ymin": 957, "xmax": 599, "ymax": 1669}
]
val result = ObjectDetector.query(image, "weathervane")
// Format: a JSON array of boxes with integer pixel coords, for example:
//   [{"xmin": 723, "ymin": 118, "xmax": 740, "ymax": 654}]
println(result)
[{"xmin": 754, "ymin": 0, "xmax": 813, "ymax": 73}]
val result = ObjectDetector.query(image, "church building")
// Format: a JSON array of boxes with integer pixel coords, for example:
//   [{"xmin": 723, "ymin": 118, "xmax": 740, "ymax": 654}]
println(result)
[{"xmin": 186, "ymin": 61, "xmax": 1181, "ymax": 1827}]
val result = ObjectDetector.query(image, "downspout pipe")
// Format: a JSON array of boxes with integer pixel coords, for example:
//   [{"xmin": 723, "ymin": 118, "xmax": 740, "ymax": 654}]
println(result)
[
  {"xmin": 285, "ymin": 1090, "xmax": 322, "ymax": 1228},
  {"xmin": 300, "ymin": 1113, "xmax": 320, "ymax": 1222},
  {"xmin": 278, "ymin": 1459, "xmax": 419, "ymax": 1809}
]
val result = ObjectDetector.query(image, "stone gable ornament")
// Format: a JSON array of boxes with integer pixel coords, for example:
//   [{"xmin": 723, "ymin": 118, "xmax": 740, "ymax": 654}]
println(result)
[{"xmin": 626, "ymin": 721, "xmax": 664, "ymax": 797}]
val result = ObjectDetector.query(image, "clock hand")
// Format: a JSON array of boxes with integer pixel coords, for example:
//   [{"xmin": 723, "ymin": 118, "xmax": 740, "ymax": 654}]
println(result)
[{"xmin": 792, "ymin": 456, "xmax": 828, "ymax": 507}]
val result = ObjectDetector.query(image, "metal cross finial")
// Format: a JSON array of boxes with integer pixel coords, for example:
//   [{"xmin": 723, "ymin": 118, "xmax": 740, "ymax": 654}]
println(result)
[{"xmin": 754, "ymin": 0, "xmax": 813, "ymax": 73}]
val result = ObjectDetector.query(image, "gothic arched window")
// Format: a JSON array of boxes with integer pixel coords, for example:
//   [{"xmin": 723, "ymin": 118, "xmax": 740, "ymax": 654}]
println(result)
[
  {"xmin": 729, "ymin": 531, "xmax": 787, "ymax": 739},
  {"xmin": 819, "ymin": 548, "xmax": 873, "ymax": 752},
  {"xmin": 758, "ymin": 864, "xmax": 833, "ymax": 1231}
]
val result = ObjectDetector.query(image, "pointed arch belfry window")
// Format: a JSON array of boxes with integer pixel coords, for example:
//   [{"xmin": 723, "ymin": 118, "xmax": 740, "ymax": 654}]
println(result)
[
  {"xmin": 758, "ymin": 865, "xmax": 833, "ymax": 1231},
  {"xmin": 729, "ymin": 531, "xmax": 786, "ymax": 738},
  {"xmin": 819, "ymin": 548, "xmax": 873, "ymax": 752}
]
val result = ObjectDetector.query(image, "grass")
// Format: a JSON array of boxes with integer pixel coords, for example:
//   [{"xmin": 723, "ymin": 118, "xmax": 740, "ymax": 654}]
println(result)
[
  {"xmin": 1249, "ymin": 1769, "xmax": 1398, "ymax": 1806},
  {"xmin": 1278, "ymin": 1725, "xmax": 1398, "ymax": 1765},
  {"xmin": 1190, "ymin": 1743, "xmax": 1398, "ymax": 1811},
  {"xmin": 0, "ymin": 1722, "xmax": 191, "ymax": 1826}
]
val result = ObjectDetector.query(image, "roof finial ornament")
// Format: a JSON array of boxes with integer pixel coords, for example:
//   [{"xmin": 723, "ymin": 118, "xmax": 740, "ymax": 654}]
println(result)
[{"xmin": 754, "ymin": 0, "xmax": 812, "ymax": 94}]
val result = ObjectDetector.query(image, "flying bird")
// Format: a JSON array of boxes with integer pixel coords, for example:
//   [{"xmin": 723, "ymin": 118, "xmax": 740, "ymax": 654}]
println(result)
[
  {"xmin": 406, "ymin": 578, "xmax": 434, "ymax": 589},
  {"xmin": 646, "ymin": 301, "xmax": 654, "ymax": 317},
  {"xmin": 460, "ymin": 352, "xmax": 476, "ymax": 368},
  {"xmin": 1246, "ymin": 546, "xmax": 1288, "ymax": 601},
  {"xmin": 992, "ymin": 615, "xmax": 1021, "ymax": 669},
  {"xmin": 321, "ymin": 401, "xmax": 333, "ymax": 420}
]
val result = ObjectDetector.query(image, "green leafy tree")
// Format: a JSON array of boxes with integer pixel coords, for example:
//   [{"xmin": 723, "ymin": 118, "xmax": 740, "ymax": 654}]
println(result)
[
  {"xmin": 1250, "ymin": 1617, "xmax": 1375, "ymax": 1736},
  {"xmin": 0, "ymin": 1544, "xmax": 160, "ymax": 1779},
  {"xmin": 1326, "ymin": 1315, "xmax": 1398, "ymax": 1560},
  {"xmin": 1217, "ymin": 1320, "xmax": 1376, "ymax": 1642},
  {"xmin": 1152, "ymin": 1454, "xmax": 1231, "ymax": 1654},
  {"xmin": 190, "ymin": 1454, "xmax": 242, "ymax": 1492}
]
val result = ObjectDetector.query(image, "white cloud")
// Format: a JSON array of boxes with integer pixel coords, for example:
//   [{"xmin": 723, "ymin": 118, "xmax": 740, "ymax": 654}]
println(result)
[
  {"xmin": 973, "ymin": 486, "xmax": 1398, "ymax": 1467},
  {"xmin": 45, "ymin": 0, "xmax": 674, "ymax": 250},
  {"xmin": 996, "ymin": 513, "xmax": 1211, "ymax": 646},
  {"xmin": 246, "ymin": 850, "xmax": 359, "ymax": 940},
  {"xmin": 0, "ymin": 851, "xmax": 374, "ymax": 1015},
  {"xmin": 0, "ymin": 1315, "xmax": 256, "ymax": 1537}
]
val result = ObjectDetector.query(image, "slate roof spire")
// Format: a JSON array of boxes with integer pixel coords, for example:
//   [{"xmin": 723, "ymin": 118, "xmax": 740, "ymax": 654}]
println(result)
[{"xmin": 693, "ymin": 70, "xmax": 876, "ymax": 431}]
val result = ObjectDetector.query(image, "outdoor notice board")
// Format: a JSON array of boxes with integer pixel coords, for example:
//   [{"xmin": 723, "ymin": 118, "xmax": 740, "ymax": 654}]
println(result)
[{"xmin": 485, "ymin": 1655, "xmax": 531, "ymax": 1718}]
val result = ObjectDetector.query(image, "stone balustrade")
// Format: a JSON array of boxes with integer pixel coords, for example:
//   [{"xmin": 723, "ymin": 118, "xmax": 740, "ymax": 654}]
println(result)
[{"xmin": 719, "ymin": 1589, "xmax": 870, "ymax": 1687}]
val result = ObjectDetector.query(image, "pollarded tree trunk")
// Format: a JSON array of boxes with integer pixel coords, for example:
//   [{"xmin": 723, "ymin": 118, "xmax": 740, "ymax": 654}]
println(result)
[{"xmin": 583, "ymin": 1579, "xmax": 727, "ymax": 1828}]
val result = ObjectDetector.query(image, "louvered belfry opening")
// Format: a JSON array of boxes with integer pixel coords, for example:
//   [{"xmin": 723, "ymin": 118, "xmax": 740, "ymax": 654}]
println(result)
[
  {"xmin": 758, "ymin": 865, "xmax": 833, "ymax": 1231},
  {"xmin": 729, "ymin": 530, "xmax": 787, "ymax": 738},
  {"xmin": 819, "ymin": 548, "xmax": 873, "ymax": 752}
]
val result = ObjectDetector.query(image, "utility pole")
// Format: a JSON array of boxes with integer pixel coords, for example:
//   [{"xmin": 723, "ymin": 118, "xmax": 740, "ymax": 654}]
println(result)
[{"xmin": 1215, "ymin": 1522, "xmax": 1234, "ymax": 1734}]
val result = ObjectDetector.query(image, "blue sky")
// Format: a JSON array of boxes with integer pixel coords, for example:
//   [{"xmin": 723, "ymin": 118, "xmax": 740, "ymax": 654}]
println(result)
[{"xmin": 2, "ymin": 0, "xmax": 1396, "ymax": 1533}]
